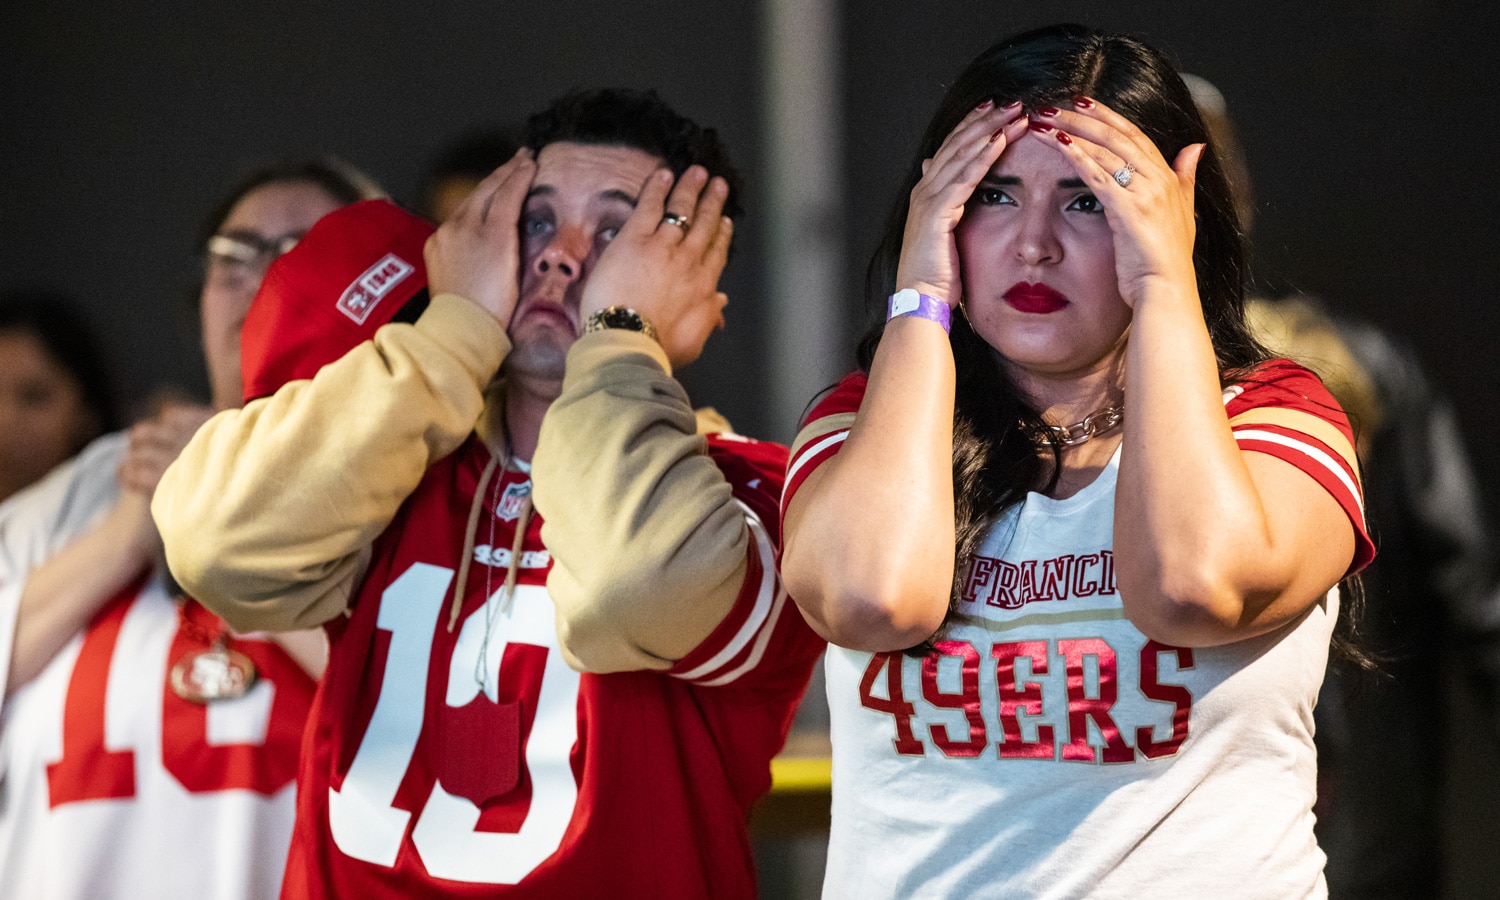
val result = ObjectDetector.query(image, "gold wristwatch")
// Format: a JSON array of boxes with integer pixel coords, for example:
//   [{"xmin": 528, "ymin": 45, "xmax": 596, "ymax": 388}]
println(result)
[{"xmin": 583, "ymin": 306, "xmax": 658, "ymax": 341}]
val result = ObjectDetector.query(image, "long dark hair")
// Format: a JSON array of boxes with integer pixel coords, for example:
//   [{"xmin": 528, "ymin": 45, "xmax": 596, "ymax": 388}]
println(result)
[{"xmin": 860, "ymin": 24, "xmax": 1274, "ymax": 646}]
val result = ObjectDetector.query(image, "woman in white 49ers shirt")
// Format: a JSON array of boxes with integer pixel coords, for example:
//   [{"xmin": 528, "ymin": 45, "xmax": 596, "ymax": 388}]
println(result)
[
  {"xmin": 781, "ymin": 24, "xmax": 1374, "ymax": 900},
  {"xmin": 0, "ymin": 159, "xmax": 380, "ymax": 900}
]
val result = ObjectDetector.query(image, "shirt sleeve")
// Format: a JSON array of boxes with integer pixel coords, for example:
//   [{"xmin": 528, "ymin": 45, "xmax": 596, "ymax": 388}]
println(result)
[
  {"xmin": 663, "ymin": 433, "xmax": 825, "ymax": 693},
  {"xmin": 1224, "ymin": 358, "xmax": 1376, "ymax": 573},
  {"xmin": 780, "ymin": 371, "xmax": 868, "ymax": 533},
  {"xmin": 152, "ymin": 293, "xmax": 508, "ymax": 633},
  {"xmin": 0, "ymin": 433, "xmax": 127, "ymax": 701},
  {"xmin": 534, "ymin": 329, "xmax": 823, "ymax": 678}
]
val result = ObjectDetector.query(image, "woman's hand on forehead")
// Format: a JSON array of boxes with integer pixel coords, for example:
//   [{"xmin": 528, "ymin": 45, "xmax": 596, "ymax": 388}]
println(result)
[
  {"xmin": 895, "ymin": 99, "xmax": 1029, "ymax": 306},
  {"xmin": 1028, "ymin": 98, "xmax": 1203, "ymax": 308}
]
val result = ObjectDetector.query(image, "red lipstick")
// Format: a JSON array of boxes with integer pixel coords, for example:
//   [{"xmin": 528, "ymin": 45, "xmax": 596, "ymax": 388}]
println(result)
[{"xmin": 1002, "ymin": 282, "xmax": 1069, "ymax": 314}]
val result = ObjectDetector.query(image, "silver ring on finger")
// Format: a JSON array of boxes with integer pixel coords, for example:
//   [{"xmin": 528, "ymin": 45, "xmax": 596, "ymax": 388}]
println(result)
[
  {"xmin": 661, "ymin": 212, "xmax": 691, "ymax": 235},
  {"xmin": 1112, "ymin": 163, "xmax": 1136, "ymax": 188}
]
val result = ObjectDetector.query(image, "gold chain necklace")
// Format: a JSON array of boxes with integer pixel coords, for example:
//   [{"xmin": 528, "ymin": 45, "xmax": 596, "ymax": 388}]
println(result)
[{"xmin": 1024, "ymin": 404, "xmax": 1124, "ymax": 447}]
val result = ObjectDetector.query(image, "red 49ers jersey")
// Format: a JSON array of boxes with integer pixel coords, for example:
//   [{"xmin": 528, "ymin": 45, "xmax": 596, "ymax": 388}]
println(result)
[{"xmin": 284, "ymin": 435, "xmax": 822, "ymax": 899}]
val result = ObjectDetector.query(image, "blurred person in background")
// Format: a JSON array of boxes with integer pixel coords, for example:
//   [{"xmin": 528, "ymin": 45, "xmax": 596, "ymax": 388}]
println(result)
[
  {"xmin": 0, "ymin": 158, "xmax": 382, "ymax": 900},
  {"xmin": 418, "ymin": 129, "xmax": 521, "ymax": 223},
  {"xmin": 1189, "ymin": 73, "xmax": 1500, "ymax": 899},
  {"xmin": 0, "ymin": 291, "xmax": 119, "ymax": 504}
]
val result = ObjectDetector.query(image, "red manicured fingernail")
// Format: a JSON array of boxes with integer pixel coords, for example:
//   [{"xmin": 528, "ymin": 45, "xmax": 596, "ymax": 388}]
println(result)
[
  {"xmin": 1073, "ymin": 96, "xmax": 1094, "ymax": 109},
  {"xmin": 1003, "ymin": 99, "xmax": 1023, "ymax": 110},
  {"xmin": 1028, "ymin": 121, "xmax": 1053, "ymax": 133},
  {"xmin": 989, "ymin": 126, "xmax": 1005, "ymax": 143},
  {"xmin": 1037, "ymin": 106, "xmax": 1059, "ymax": 117},
  {"xmin": 1055, "ymin": 131, "xmax": 1073, "ymax": 145},
  {"xmin": 976, "ymin": 98, "xmax": 994, "ymax": 111}
]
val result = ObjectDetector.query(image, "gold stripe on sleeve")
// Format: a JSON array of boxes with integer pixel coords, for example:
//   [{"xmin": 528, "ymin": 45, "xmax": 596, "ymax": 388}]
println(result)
[
  {"xmin": 1228, "ymin": 407, "xmax": 1360, "ymax": 479},
  {"xmin": 789, "ymin": 412, "xmax": 858, "ymax": 463}
]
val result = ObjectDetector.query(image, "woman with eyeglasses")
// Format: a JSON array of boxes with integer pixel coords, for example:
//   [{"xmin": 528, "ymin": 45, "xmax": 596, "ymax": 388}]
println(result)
[
  {"xmin": 0, "ymin": 158, "xmax": 381, "ymax": 899},
  {"xmin": 780, "ymin": 24, "xmax": 1374, "ymax": 897}
]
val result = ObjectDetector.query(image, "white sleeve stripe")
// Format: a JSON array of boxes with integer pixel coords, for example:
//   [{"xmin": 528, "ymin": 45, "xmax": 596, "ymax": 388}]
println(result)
[
  {"xmin": 692, "ymin": 585, "xmax": 789, "ymax": 687},
  {"xmin": 672, "ymin": 500, "xmax": 778, "ymax": 682},
  {"xmin": 1234, "ymin": 428, "xmax": 1364, "ymax": 513},
  {"xmin": 784, "ymin": 430, "xmax": 849, "ymax": 496}
]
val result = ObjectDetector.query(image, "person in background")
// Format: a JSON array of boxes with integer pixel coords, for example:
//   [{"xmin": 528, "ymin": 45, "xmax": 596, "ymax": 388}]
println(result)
[
  {"xmin": 0, "ymin": 291, "xmax": 119, "ymax": 504},
  {"xmin": 154, "ymin": 89, "xmax": 823, "ymax": 898},
  {"xmin": 780, "ymin": 24, "xmax": 1373, "ymax": 897},
  {"xmin": 0, "ymin": 158, "xmax": 382, "ymax": 900},
  {"xmin": 1189, "ymin": 72, "xmax": 1500, "ymax": 899},
  {"xmin": 419, "ymin": 129, "xmax": 522, "ymax": 223}
]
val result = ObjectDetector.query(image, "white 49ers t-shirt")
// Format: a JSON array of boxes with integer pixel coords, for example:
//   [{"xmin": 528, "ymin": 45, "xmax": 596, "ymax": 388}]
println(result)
[
  {"xmin": 786, "ymin": 362, "xmax": 1373, "ymax": 899},
  {"xmin": 0, "ymin": 434, "xmax": 314, "ymax": 900}
]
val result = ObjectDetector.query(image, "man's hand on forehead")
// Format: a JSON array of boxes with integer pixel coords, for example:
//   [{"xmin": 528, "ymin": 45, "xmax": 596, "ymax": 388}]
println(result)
[
  {"xmin": 424, "ymin": 148, "xmax": 536, "ymax": 326},
  {"xmin": 580, "ymin": 164, "xmax": 734, "ymax": 369}
]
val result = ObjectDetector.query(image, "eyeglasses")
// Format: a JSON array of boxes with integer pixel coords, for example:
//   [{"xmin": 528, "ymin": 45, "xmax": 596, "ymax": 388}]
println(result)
[{"xmin": 205, "ymin": 231, "xmax": 304, "ymax": 273}]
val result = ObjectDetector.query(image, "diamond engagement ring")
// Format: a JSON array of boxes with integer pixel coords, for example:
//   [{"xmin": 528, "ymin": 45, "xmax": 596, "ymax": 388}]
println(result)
[
  {"xmin": 661, "ymin": 212, "xmax": 691, "ymax": 234},
  {"xmin": 1112, "ymin": 163, "xmax": 1136, "ymax": 188}
]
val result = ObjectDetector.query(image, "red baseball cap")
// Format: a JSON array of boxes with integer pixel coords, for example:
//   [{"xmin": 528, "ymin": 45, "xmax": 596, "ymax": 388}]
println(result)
[{"xmin": 240, "ymin": 199, "xmax": 435, "ymax": 403}]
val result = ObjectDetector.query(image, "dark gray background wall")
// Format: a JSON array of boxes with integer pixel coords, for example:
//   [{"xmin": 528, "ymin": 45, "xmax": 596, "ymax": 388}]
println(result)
[
  {"xmin": 1, "ymin": 0, "xmax": 770, "ymax": 432},
  {"xmin": 840, "ymin": 1, "xmax": 1500, "ymax": 486},
  {"xmin": 6, "ymin": 1, "xmax": 1498, "ymax": 493},
  {"xmin": 5, "ymin": 2, "xmax": 1499, "ymax": 894}
]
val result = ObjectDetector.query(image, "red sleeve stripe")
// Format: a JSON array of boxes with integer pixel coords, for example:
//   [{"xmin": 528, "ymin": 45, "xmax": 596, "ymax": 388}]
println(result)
[
  {"xmin": 1228, "ymin": 407, "xmax": 1360, "ymax": 479},
  {"xmin": 1233, "ymin": 427, "xmax": 1365, "ymax": 514},
  {"xmin": 671, "ymin": 501, "xmax": 779, "ymax": 684},
  {"xmin": 782, "ymin": 428, "xmax": 849, "ymax": 506},
  {"xmin": 786, "ymin": 413, "xmax": 855, "ymax": 479},
  {"xmin": 787, "ymin": 412, "xmax": 857, "ymax": 462},
  {"xmin": 693, "ymin": 586, "xmax": 790, "ymax": 688}
]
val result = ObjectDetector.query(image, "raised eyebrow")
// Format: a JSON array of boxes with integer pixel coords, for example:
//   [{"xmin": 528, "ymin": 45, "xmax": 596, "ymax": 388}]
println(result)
[
  {"xmin": 218, "ymin": 228, "xmax": 305, "ymax": 245},
  {"xmin": 523, "ymin": 186, "xmax": 639, "ymax": 207},
  {"xmin": 597, "ymin": 188, "xmax": 639, "ymax": 207},
  {"xmin": 217, "ymin": 228, "xmax": 269, "ymax": 241},
  {"xmin": 976, "ymin": 176, "xmax": 1089, "ymax": 189}
]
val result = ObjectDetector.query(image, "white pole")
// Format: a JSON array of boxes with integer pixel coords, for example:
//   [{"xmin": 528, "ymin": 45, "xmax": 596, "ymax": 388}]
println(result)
[{"xmin": 761, "ymin": 0, "xmax": 846, "ymax": 443}]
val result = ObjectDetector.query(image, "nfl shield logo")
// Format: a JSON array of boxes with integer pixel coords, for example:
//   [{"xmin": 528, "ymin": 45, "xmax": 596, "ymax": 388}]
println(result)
[{"xmin": 496, "ymin": 480, "xmax": 532, "ymax": 522}]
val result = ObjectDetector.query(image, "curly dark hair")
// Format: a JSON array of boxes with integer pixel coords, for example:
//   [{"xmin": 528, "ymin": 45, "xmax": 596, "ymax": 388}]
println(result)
[{"xmin": 524, "ymin": 88, "xmax": 743, "ymax": 221}]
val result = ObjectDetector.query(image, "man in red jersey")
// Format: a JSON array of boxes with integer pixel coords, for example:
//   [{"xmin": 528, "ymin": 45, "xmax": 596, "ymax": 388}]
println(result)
[{"xmin": 154, "ymin": 90, "xmax": 823, "ymax": 898}]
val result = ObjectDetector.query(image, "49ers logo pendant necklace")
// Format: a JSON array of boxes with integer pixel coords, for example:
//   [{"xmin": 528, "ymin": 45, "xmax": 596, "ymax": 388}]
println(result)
[{"xmin": 170, "ymin": 601, "xmax": 258, "ymax": 703}]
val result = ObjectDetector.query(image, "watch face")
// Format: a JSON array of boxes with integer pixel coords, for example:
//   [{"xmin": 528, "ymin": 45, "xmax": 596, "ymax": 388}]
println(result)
[
  {"xmin": 604, "ymin": 308, "xmax": 645, "ymax": 330},
  {"xmin": 586, "ymin": 306, "xmax": 655, "ymax": 339}
]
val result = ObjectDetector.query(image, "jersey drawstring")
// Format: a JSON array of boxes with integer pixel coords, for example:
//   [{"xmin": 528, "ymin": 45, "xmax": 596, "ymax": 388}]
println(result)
[
  {"xmin": 449, "ymin": 451, "xmax": 499, "ymax": 633},
  {"xmin": 495, "ymin": 497, "xmax": 531, "ymax": 619}
]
